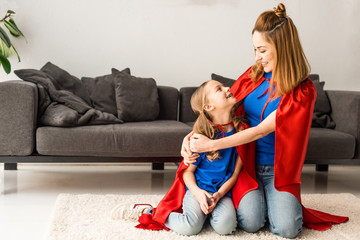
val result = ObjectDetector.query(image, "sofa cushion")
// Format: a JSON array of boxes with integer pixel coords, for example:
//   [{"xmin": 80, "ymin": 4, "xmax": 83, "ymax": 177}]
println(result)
[
  {"xmin": 40, "ymin": 62, "xmax": 92, "ymax": 105},
  {"xmin": 179, "ymin": 87, "xmax": 197, "ymax": 123},
  {"xmin": 305, "ymin": 128, "xmax": 355, "ymax": 160},
  {"xmin": 36, "ymin": 120, "xmax": 192, "ymax": 157},
  {"xmin": 211, "ymin": 73, "xmax": 236, "ymax": 87},
  {"xmin": 311, "ymin": 79, "xmax": 336, "ymax": 129},
  {"xmin": 81, "ymin": 68, "xmax": 131, "ymax": 116},
  {"xmin": 114, "ymin": 73, "xmax": 160, "ymax": 122}
]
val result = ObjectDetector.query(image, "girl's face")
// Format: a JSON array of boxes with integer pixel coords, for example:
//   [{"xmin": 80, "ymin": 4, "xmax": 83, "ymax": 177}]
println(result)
[
  {"xmin": 204, "ymin": 80, "xmax": 236, "ymax": 113},
  {"xmin": 252, "ymin": 31, "xmax": 276, "ymax": 73}
]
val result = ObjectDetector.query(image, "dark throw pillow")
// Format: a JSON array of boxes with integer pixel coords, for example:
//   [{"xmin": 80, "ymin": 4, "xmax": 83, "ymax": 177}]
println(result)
[
  {"xmin": 81, "ymin": 68, "xmax": 131, "ymax": 116},
  {"xmin": 114, "ymin": 72, "xmax": 159, "ymax": 122},
  {"xmin": 40, "ymin": 62, "xmax": 92, "ymax": 105},
  {"xmin": 211, "ymin": 73, "xmax": 236, "ymax": 88},
  {"xmin": 311, "ymin": 79, "xmax": 336, "ymax": 129}
]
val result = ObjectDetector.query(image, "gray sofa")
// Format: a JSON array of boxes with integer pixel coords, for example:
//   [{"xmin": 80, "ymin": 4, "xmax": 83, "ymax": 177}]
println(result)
[{"xmin": 1, "ymin": 80, "xmax": 360, "ymax": 171}]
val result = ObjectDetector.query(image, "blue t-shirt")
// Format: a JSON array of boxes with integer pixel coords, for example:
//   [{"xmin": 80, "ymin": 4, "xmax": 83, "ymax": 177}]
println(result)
[
  {"xmin": 243, "ymin": 72, "xmax": 280, "ymax": 165},
  {"xmin": 186, "ymin": 128, "xmax": 238, "ymax": 197}
]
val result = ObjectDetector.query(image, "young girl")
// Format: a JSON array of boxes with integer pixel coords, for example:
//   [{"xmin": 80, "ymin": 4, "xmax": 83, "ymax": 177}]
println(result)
[{"xmin": 111, "ymin": 80, "xmax": 250, "ymax": 236}]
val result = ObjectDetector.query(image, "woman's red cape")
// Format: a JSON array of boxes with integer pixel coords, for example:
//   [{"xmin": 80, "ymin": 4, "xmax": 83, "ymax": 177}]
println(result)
[{"xmin": 136, "ymin": 67, "xmax": 348, "ymax": 231}]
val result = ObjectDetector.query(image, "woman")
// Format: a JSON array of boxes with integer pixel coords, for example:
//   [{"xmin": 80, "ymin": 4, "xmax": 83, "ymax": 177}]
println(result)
[{"xmin": 182, "ymin": 3, "xmax": 348, "ymax": 239}]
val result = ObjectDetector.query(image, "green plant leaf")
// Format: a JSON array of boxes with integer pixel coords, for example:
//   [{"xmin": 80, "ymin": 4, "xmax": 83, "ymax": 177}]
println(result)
[
  {"xmin": 3, "ymin": 20, "xmax": 21, "ymax": 37},
  {"xmin": 7, "ymin": 10, "xmax": 16, "ymax": 14},
  {"xmin": 0, "ymin": 39, "xmax": 12, "ymax": 58},
  {"xmin": 0, "ymin": 55, "xmax": 11, "ymax": 74},
  {"xmin": 10, "ymin": 45, "xmax": 20, "ymax": 62},
  {"xmin": 9, "ymin": 18, "xmax": 26, "ymax": 41},
  {"xmin": 0, "ymin": 26, "xmax": 12, "ymax": 47}
]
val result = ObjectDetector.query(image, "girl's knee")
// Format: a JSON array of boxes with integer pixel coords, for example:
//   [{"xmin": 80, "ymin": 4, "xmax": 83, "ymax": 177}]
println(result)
[
  {"xmin": 180, "ymin": 225, "xmax": 203, "ymax": 236},
  {"xmin": 211, "ymin": 217, "xmax": 237, "ymax": 235}
]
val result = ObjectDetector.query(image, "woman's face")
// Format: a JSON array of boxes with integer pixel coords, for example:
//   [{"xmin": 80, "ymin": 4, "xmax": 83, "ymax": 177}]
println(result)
[{"xmin": 252, "ymin": 31, "xmax": 276, "ymax": 73}]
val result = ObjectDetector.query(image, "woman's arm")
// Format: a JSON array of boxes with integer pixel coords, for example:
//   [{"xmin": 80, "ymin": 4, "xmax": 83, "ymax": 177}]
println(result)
[
  {"xmin": 183, "ymin": 164, "xmax": 213, "ymax": 215},
  {"xmin": 181, "ymin": 131, "xmax": 200, "ymax": 165},
  {"xmin": 190, "ymin": 110, "xmax": 276, "ymax": 152}
]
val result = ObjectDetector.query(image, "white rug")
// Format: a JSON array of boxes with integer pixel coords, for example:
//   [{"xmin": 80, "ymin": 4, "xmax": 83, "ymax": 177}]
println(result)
[{"xmin": 45, "ymin": 193, "xmax": 358, "ymax": 240}]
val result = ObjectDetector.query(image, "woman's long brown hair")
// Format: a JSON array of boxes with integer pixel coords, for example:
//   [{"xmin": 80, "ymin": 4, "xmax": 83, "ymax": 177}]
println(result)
[{"xmin": 250, "ymin": 3, "xmax": 311, "ymax": 96}]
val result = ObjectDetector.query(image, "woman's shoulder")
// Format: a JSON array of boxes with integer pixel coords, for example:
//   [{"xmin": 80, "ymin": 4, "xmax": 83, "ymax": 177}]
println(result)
[{"xmin": 281, "ymin": 78, "xmax": 316, "ymax": 106}]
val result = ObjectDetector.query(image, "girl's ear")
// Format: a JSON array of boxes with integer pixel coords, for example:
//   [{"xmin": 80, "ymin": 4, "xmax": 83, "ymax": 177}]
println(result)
[{"xmin": 204, "ymin": 104, "xmax": 215, "ymax": 112}]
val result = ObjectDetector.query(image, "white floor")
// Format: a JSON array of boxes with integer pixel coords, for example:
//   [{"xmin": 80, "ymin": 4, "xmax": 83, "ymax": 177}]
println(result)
[{"xmin": 0, "ymin": 163, "xmax": 359, "ymax": 240}]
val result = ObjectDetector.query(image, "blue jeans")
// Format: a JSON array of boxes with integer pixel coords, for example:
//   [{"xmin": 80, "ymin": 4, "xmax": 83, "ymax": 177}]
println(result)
[
  {"xmin": 237, "ymin": 165, "xmax": 303, "ymax": 239},
  {"xmin": 165, "ymin": 190, "xmax": 237, "ymax": 236}
]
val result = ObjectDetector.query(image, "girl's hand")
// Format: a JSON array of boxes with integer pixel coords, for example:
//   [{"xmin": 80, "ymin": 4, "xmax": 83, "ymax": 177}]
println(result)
[
  {"xmin": 181, "ymin": 132, "xmax": 199, "ymax": 166},
  {"xmin": 194, "ymin": 190, "xmax": 213, "ymax": 215},
  {"xmin": 207, "ymin": 192, "xmax": 221, "ymax": 213},
  {"xmin": 190, "ymin": 133, "xmax": 213, "ymax": 153}
]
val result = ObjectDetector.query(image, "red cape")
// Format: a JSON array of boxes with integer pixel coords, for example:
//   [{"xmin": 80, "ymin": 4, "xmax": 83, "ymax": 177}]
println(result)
[{"xmin": 136, "ymin": 67, "xmax": 348, "ymax": 231}]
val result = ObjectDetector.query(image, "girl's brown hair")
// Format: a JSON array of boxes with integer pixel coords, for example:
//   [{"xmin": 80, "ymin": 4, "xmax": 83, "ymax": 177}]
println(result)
[
  {"xmin": 190, "ymin": 81, "xmax": 248, "ymax": 161},
  {"xmin": 250, "ymin": 3, "xmax": 311, "ymax": 96}
]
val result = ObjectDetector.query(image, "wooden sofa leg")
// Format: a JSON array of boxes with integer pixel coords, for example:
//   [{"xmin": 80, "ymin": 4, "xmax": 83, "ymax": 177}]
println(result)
[
  {"xmin": 4, "ymin": 163, "xmax": 17, "ymax": 170},
  {"xmin": 152, "ymin": 162, "xmax": 164, "ymax": 170},
  {"xmin": 316, "ymin": 164, "xmax": 328, "ymax": 172}
]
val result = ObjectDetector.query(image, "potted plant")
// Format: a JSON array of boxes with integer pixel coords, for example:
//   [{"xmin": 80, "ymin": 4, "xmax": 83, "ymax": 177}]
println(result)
[{"xmin": 0, "ymin": 10, "xmax": 26, "ymax": 74}]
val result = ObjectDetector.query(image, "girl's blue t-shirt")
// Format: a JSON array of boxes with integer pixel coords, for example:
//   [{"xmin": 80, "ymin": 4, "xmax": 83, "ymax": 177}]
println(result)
[
  {"xmin": 243, "ymin": 72, "xmax": 280, "ymax": 165},
  {"xmin": 187, "ymin": 128, "xmax": 238, "ymax": 197}
]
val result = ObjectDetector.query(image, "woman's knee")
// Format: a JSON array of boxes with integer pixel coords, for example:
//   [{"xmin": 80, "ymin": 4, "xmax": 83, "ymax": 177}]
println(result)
[
  {"xmin": 237, "ymin": 193, "xmax": 266, "ymax": 233},
  {"xmin": 272, "ymin": 221, "xmax": 302, "ymax": 239},
  {"xmin": 237, "ymin": 215, "xmax": 265, "ymax": 233},
  {"xmin": 270, "ymin": 209, "xmax": 303, "ymax": 239}
]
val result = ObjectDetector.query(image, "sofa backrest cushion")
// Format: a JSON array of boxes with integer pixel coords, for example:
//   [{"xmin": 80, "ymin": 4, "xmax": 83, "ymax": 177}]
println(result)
[
  {"xmin": 114, "ymin": 72, "xmax": 160, "ymax": 122},
  {"xmin": 81, "ymin": 68, "xmax": 131, "ymax": 116},
  {"xmin": 179, "ymin": 87, "xmax": 197, "ymax": 123},
  {"xmin": 157, "ymin": 86, "xmax": 179, "ymax": 121}
]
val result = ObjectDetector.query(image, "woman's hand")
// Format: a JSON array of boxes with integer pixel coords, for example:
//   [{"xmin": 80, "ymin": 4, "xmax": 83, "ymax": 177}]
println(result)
[
  {"xmin": 194, "ymin": 190, "xmax": 213, "ymax": 215},
  {"xmin": 190, "ymin": 133, "xmax": 214, "ymax": 153},
  {"xmin": 181, "ymin": 131, "xmax": 199, "ymax": 166}
]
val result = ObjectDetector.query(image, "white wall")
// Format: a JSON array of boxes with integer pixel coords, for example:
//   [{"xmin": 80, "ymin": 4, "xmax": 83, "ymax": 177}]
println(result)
[{"xmin": 0, "ymin": 0, "xmax": 359, "ymax": 90}]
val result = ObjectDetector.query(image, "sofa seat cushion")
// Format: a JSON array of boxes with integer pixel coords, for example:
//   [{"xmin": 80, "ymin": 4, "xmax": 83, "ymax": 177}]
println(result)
[
  {"xmin": 305, "ymin": 128, "xmax": 355, "ymax": 160},
  {"xmin": 36, "ymin": 120, "xmax": 192, "ymax": 157}
]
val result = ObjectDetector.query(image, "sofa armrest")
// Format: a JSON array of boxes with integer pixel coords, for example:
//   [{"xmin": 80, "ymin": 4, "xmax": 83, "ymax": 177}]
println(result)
[
  {"xmin": 327, "ymin": 90, "xmax": 360, "ymax": 158},
  {"xmin": 157, "ymin": 86, "xmax": 179, "ymax": 120},
  {"xmin": 0, "ymin": 80, "xmax": 38, "ymax": 155}
]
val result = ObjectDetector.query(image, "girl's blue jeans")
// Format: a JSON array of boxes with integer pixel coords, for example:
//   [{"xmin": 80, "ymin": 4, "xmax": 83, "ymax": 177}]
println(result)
[
  {"xmin": 165, "ymin": 190, "xmax": 237, "ymax": 236},
  {"xmin": 237, "ymin": 165, "xmax": 303, "ymax": 239}
]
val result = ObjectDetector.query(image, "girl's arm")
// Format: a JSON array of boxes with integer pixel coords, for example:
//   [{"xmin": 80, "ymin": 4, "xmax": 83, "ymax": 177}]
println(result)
[
  {"xmin": 190, "ymin": 110, "xmax": 276, "ymax": 152},
  {"xmin": 207, "ymin": 155, "xmax": 242, "ymax": 212},
  {"xmin": 183, "ymin": 164, "xmax": 213, "ymax": 215},
  {"xmin": 216, "ymin": 155, "xmax": 242, "ymax": 198}
]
